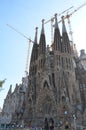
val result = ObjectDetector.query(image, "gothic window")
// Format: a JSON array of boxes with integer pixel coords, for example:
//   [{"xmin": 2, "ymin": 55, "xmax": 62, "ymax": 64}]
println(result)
[
  {"xmin": 43, "ymin": 102, "xmax": 52, "ymax": 114},
  {"xmin": 59, "ymin": 55, "xmax": 60, "ymax": 65},
  {"xmin": 83, "ymin": 84, "xmax": 86, "ymax": 90},
  {"xmin": 50, "ymin": 56, "xmax": 54, "ymax": 67},
  {"xmin": 62, "ymin": 96, "xmax": 66, "ymax": 102},
  {"xmin": 38, "ymin": 71, "xmax": 40, "ymax": 77},
  {"xmin": 43, "ymin": 80, "xmax": 49, "ymax": 89},
  {"xmin": 67, "ymin": 72, "xmax": 69, "ymax": 76},
  {"xmin": 68, "ymin": 58, "xmax": 70, "ymax": 69},
  {"xmin": 79, "ymin": 84, "xmax": 82, "ymax": 90},
  {"xmin": 57, "ymin": 55, "xmax": 60, "ymax": 65},
  {"xmin": 43, "ymin": 59, "xmax": 45, "ymax": 67},
  {"xmin": 35, "ymin": 65, "xmax": 36, "ymax": 74},
  {"xmin": 49, "ymin": 75, "xmax": 51, "ymax": 85},
  {"xmin": 41, "ymin": 59, "xmax": 42, "ymax": 68},
  {"xmin": 39, "ymin": 60, "xmax": 40, "ymax": 69},
  {"xmin": 29, "ymin": 98, "xmax": 32, "ymax": 104},
  {"xmin": 28, "ymin": 107, "xmax": 33, "ymax": 118},
  {"xmin": 72, "ymin": 93, "xmax": 75, "ymax": 103},
  {"xmin": 66, "ymin": 58, "xmax": 68, "ymax": 70},
  {"xmin": 66, "ymin": 57, "xmax": 68, "ymax": 63},
  {"xmin": 63, "ymin": 105, "xmax": 66, "ymax": 109},
  {"xmin": 32, "ymin": 67, "xmax": 34, "ymax": 75},
  {"xmin": 57, "ymin": 55, "xmax": 58, "ymax": 65},
  {"xmin": 52, "ymin": 73, "xmax": 55, "ymax": 88},
  {"xmin": 61, "ymin": 57, "xmax": 63, "ymax": 68}
]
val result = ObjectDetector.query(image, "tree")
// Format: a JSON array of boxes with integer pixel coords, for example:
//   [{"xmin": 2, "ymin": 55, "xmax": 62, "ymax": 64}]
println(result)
[{"xmin": 0, "ymin": 79, "xmax": 6, "ymax": 87}]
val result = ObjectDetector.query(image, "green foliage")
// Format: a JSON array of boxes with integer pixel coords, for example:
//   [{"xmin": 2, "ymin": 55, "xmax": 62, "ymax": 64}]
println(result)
[{"xmin": 0, "ymin": 79, "xmax": 6, "ymax": 87}]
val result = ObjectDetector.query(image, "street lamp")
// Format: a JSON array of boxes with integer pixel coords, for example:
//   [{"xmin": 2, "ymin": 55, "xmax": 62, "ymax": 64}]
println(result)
[
  {"xmin": 73, "ymin": 114, "xmax": 76, "ymax": 130},
  {"xmin": 64, "ymin": 111, "xmax": 68, "ymax": 115},
  {"xmin": 64, "ymin": 111, "xmax": 70, "ymax": 130}
]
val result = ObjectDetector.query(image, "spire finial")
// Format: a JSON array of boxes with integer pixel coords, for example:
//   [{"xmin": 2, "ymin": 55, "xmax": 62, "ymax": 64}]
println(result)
[
  {"xmin": 36, "ymin": 27, "xmax": 38, "ymax": 30},
  {"xmin": 61, "ymin": 16, "xmax": 64, "ymax": 22},
  {"xmin": 61, "ymin": 15, "xmax": 67, "ymax": 33},
  {"xmin": 41, "ymin": 19, "xmax": 45, "ymax": 34},
  {"xmin": 35, "ymin": 27, "xmax": 38, "ymax": 35},
  {"xmin": 54, "ymin": 13, "xmax": 58, "ymax": 28},
  {"xmin": 42, "ymin": 19, "xmax": 45, "ymax": 25},
  {"xmin": 55, "ymin": 13, "xmax": 57, "ymax": 21},
  {"xmin": 34, "ymin": 27, "xmax": 38, "ymax": 44}
]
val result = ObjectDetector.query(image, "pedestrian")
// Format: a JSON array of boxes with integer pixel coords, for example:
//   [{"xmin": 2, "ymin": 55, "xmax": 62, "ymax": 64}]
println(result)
[
  {"xmin": 44, "ymin": 118, "xmax": 49, "ymax": 130},
  {"xmin": 49, "ymin": 118, "xmax": 54, "ymax": 130}
]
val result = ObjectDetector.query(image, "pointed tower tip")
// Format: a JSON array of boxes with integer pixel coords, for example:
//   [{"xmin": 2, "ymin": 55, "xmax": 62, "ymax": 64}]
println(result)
[
  {"xmin": 7, "ymin": 84, "xmax": 12, "ymax": 95},
  {"xmin": 54, "ymin": 13, "xmax": 59, "ymax": 29},
  {"xmin": 62, "ymin": 16, "xmax": 67, "ymax": 33},
  {"xmin": 36, "ymin": 27, "xmax": 38, "ymax": 30},
  {"xmin": 41, "ymin": 19, "xmax": 45, "ymax": 34},
  {"xmin": 34, "ymin": 27, "xmax": 38, "ymax": 44}
]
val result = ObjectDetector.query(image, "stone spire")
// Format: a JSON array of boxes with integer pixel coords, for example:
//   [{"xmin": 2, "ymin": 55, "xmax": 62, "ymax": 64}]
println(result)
[
  {"xmin": 29, "ymin": 27, "xmax": 38, "ymax": 76},
  {"xmin": 41, "ymin": 19, "xmax": 45, "ymax": 34},
  {"xmin": 54, "ymin": 13, "xmax": 59, "ymax": 29},
  {"xmin": 53, "ymin": 13, "xmax": 61, "ymax": 51},
  {"xmin": 30, "ymin": 27, "xmax": 38, "ymax": 63},
  {"xmin": 6, "ymin": 85, "xmax": 12, "ymax": 98},
  {"xmin": 34, "ymin": 27, "xmax": 38, "ymax": 44},
  {"xmin": 39, "ymin": 19, "xmax": 46, "ymax": 55},
  {"xmin": 62, "ymin": 16, "xmax": 67, "ymax": 33},
  {"xmin": 62, "ymin": 16, "xmax": 71, "ymax": 53}
]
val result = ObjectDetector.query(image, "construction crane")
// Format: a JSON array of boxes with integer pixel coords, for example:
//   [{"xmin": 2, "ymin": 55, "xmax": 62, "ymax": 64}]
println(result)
[
  {"xmin": 44, "ymin": 6, "xmax": 73, "ymax": 24},
  {"xmin": 58, "ymin": 2, "xmax": 86, "ymax": 46},
  {"xmin": 44, "ymin": 6, "xmax": 73, "ymax": 44},
  {"xmin": 25, "ymin": 40, "xmax": 31, "ymax": 75},
  {"xmin": 6, "ymin": 24, "xmax": 34, "ymax": 75},
  {"xmin": 44, "ymin": 2, "xmax": 86, "ymax": 47},
  {"xmin": 7, "ymin": 24, "xmax": 34, "ymax": 43}
]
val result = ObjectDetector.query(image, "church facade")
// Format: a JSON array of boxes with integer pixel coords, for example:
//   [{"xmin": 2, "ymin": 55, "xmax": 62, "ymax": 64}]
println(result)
[
  {"xmin": 1, "ymin": 14, "xmax": 86, "ymax": 129},
  {"xmin": 22, "ymin": 15, "xmax": 85, "ymax": 127}
]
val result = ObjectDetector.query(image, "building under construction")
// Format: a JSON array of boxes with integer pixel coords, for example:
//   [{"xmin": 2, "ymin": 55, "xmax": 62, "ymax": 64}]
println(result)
[{"xmin": 1, "ymin": 5, "xmax": 86, "ymax": 129}]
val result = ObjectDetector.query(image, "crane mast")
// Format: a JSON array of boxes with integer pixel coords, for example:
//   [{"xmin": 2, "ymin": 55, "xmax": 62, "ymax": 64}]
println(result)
[
  {"xmin": 44, "ymin": 2, "xmax": 86, "ymax": 47},
  {"xmin": 25, "ymin": 40, "xmax": 31, "ymax": 75},
  {"xmin": 44, "ymin": 6, "xmax": 73, "ymax": 44},
  {"xmin": 63, "ymin": 2, "xmax": 86, "ymax": 49}
]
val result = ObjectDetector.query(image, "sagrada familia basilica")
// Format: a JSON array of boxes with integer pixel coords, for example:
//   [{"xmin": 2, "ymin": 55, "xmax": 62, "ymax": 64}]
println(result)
[{"xmin": 0, "ymin": 14, "xmax": 86, "ymax": 129}]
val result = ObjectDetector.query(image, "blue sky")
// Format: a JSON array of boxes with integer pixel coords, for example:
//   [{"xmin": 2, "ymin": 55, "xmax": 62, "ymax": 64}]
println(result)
[{"xmin": 0, "ymin": 0, "xmax": 86, "ymax": 108}]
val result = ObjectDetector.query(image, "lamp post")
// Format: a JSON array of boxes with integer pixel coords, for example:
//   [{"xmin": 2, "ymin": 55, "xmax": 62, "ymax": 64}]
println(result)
[
  {"xmin": 73, "ymin": 114, "xmax": 76, "ymax": 130},
  {"xmin": 64, "ymin": 110, "xmax": 69, "ymax": 130}
]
